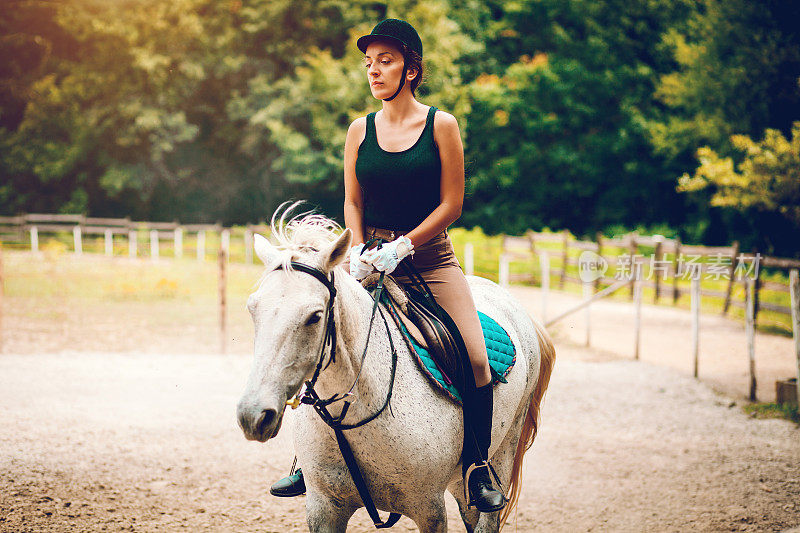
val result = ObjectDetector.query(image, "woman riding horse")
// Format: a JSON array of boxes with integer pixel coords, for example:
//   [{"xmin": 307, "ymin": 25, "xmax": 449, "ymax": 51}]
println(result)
[{"xmin": 269, "ymin": 18, "xmax": 506, "ymax": 513}]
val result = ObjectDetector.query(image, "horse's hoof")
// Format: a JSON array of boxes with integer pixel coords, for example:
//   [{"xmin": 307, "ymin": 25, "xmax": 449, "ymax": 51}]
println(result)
[{"xmin": 269, "ymin": 468, "xmax": 306, "ymax": 497}]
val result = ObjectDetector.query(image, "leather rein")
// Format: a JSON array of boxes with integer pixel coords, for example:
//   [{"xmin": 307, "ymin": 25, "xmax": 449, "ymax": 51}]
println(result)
[{"xmin": 278, "ymin": 242, "xmax": 402, "ymax": 529}]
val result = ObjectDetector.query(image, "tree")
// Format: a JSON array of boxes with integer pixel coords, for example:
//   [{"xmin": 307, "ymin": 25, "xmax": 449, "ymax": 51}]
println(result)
[
  {"xmin": 459, "ymin": 0, "xmax": 694, "ymax": 236},
  {"xmin": 678, "ymin": 122, "xmax": 800, "ymax": 226}
]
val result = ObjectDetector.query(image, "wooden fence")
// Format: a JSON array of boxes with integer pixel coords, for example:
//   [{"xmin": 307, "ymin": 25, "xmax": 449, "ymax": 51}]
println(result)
[
  {"xmin": 493, "ymin": 230, "xmax": 800, "ymax": 403},
  {"xmin": 2, "ymin": 213, "xmax": 799, "ymax": 402},
  {"xmin": 498, "ymin": 230, "xmax": 800, "ymax": 326},
  {"xmin": 0, "ymin": 214, "xmax": 275, "ymax": 264}
]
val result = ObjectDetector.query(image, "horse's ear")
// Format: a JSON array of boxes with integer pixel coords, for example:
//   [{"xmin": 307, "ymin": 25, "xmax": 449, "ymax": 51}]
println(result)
[
  {"xmin": 322, "ymin": 228, "xmax": 352, "ymax": 271},
  {"xmin": 253, "ymin": 233, "xmax": 279, "ymax": 265}
]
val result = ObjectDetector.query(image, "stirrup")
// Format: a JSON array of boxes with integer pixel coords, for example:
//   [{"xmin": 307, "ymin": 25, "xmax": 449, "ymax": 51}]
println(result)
[{"xmin": 464, "ymin": 460, "xmax": 508, "ymax": 512}]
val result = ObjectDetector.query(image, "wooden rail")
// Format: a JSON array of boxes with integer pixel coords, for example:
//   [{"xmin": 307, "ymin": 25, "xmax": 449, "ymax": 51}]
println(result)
[{"xmin": 500, "ymin": 229, "xmax": 798, "ymax": 326}]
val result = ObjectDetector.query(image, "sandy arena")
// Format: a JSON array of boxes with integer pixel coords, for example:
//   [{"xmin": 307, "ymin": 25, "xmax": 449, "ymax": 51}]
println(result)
[{"xmin": 1, "ymin": 270, "xmax": 799, "ymax": 531}]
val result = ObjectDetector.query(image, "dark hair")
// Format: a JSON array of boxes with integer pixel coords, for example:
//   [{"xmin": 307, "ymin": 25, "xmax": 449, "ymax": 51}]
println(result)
[{"xmin": 404, "ymin": 48, "xmax": 424, "ymax": 94}]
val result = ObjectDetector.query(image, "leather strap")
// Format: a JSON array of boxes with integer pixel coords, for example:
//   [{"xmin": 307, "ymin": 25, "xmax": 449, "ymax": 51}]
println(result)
[
  {"xmin": 334, "ymin": 428, "xmax": 402, "ymax": 528},
  {"xmin": 281, "ymin": 257, "xmax": 403, "ymax": 529}
]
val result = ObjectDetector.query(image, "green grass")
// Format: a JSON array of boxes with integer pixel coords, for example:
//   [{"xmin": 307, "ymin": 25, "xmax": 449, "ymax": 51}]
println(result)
[
  {"xmin": 2, "ymin": 246, "xmax": 267, "ymax": 354},
  {"xmin": 743, "ymin": 402, "xmax": 800, "ymax": 423}
]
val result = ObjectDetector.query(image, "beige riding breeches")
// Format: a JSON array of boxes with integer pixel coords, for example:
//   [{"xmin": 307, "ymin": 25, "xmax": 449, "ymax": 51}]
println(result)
[{"xmin": 363, "ymin": 226, "xmax": 491, "ymax": 386}]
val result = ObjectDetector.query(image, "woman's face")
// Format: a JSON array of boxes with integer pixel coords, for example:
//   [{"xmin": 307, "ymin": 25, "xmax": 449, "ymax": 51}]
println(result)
[{"xmin": 364, "ymin": 40, "xmax": 413, "ymax": 98}]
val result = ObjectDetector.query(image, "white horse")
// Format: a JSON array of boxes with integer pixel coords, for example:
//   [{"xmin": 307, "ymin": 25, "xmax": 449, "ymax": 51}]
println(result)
[{"xmin": 237, "ymin": 211, "xmax": 555, "ymax": 533}]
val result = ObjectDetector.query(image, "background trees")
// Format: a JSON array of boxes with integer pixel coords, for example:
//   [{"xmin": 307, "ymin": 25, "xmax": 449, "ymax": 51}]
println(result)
[{"xmin": 1, "ymin": 0, "xmax": 798, "ymax": 255}]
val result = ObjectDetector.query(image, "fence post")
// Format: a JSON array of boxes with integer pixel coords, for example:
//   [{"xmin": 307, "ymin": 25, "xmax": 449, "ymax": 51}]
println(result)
[
  {"xmin": 464, "ymin": 242, "xmax": 474, "ymax": 276},
  {"xmin": 583, "ymin": 280, "xmax": 592, "ymax": 347},
  {"xmin": 174, "ymin": 228, "xmax": 183, "ymax": 258},
  {"xmin": 499, "ymin": 253, "xmax": 509, "ymax": 288},
  {"xmin": 73, "ymin": 226, "xmax": 82, "ymax": 255},
  {"xmin": 244, "ymin": 228, "xmax": 253, "ymax": 265},
  {"xmin": 219, "ymin": 247, "xmax": 228, "ymax": 355},
  {"xmin": 104, "ymin": 229, "xmax": 113, "ymax": 256},
  {"xmin": 539, "ymin": 251, "xmax": 550, "ymax": 323},
  {"xmin": 149, "ymin": 230, "xmax": 159, "ymax": 260},
  {"xmin": 745, "ymin": 278, "xmax": 757, "ymax": 401},
  {"xmin": 197, "ymin": 230, "xmax": 205, "ymax": 261},
  {"xmin": 128, "ymin": 230, "xmax": 137, "ymax": 257},
  {"xmin": 221, "ymin": 229, "xmax": 231, "ymax": 260},
  {"xmin": 30, "ymin": 226, "xmax": 39, "ymax": 253},
  {"xmin": 691, "ymin": 276, "xmax": 700, "ymax": 378},
  {"xmin": 653, "ymin": 237, "xmax": 662, "ymax": 303},
  {"xmin": 789, "ymin": 269, "xmax": 799, "ymax": 405},
  {"xmin": 629, "ymin": 233, "xmax": 638, "ymax": 299},
  {"xmin": 634, "ymin": 275, "xmax": 642, "ymax": 360},
  {"xmin": 752, "ymin": 248, "xmax": 762, "ymax": 325},
  {"xmin": 559, "ymin": 231, "xmax": 569, "ymax": 289},
  {"xmin": 0, "ymin": 242, "xmax": 4, "ymax": 353},
  {"xmin": 672, "ymin": 236, "xmax": 681, "ymax": 304},
  {"xmin": 594, "ymin": 232, "xmax": 603, "ymax": 292},
  {"xmin": 722, "ymin": 240, "xmax": 740, "ymax": 315}
]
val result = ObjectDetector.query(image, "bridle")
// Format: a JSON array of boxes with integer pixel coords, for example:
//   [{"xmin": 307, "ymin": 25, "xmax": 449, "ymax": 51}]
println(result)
[
  {"xmin": 279, "ymin": 261, "xmax": 339, "ymax": 399},
  {"xmin": 275, "ymin": 248, "xmax": 402, "ymax": 529},
  {"xmin": 278, "ymin": 259, "xmax": 398, "ymax": 430}
]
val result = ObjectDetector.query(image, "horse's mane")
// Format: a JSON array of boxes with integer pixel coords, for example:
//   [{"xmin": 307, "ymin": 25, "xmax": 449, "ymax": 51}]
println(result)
[{"xmin": 261, "ymin": 200, "xmax": 342, "ymax": 275}]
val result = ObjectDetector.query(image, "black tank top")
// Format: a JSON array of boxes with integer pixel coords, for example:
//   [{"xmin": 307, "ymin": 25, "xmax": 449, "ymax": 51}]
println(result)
[{"xmin": 355, "ymin": 105, "xmax": 441, "ymax": 230}]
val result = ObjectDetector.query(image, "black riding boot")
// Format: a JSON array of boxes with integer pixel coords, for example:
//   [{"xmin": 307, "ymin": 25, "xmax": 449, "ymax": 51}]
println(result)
[
  {"xmin": 463, "ymin": 381, "xmax": 506, "ymax": 513},
  {"xmin": 269, "ymin": 466, "xmax": 306, "ymax": 497}
]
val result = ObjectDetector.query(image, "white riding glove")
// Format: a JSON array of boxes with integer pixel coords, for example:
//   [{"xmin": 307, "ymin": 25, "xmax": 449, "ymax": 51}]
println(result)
[
  {"xmin": 348, "ymin": 243, "xmax": 373, "ymax": 280},
  {"xmin": 363, "ymin": 235, "xmax": 414, "ymax": 275}
]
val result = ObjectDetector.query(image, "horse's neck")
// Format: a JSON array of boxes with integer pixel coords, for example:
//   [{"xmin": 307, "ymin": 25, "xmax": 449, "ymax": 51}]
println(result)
[{"xmin": 313, "ymin": 272, "xmax": 398, "ymax": 415}]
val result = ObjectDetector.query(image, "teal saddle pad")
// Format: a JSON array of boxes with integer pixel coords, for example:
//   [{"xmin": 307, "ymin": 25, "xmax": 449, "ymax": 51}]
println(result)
[{"xmin": 386, "ymin": 301, "xmax": 516, "ymax": 405}]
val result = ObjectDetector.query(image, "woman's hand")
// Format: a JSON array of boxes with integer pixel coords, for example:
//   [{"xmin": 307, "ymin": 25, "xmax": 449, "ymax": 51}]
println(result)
[
  {"xmin": 348, "ymin": 243, "xmax": 373, "ymax": 280},
  {"xmin": 363, "ymin": 236, "xmax": 414, "ymax": 275}
]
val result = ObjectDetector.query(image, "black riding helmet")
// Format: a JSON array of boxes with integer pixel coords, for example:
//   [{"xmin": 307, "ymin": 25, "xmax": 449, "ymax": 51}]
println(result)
[{"xmin": 357, "ymin": 19, "xmax": 423, "ymax": 101}]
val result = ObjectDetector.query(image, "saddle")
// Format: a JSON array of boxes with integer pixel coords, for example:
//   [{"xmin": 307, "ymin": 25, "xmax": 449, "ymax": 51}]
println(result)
[
  {"xmin": 362, "ymin": 266, "xmax": 516, "ymax": 406},
  {"xmin": 363, "ymin": 272, "xmax": 465, "ymax": 391}
]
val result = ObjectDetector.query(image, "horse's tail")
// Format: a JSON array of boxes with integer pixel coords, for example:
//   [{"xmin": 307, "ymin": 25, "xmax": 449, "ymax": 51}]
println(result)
[{"xmin": 498, "ymin": 319, "xmax": 555, "ymax": 530}]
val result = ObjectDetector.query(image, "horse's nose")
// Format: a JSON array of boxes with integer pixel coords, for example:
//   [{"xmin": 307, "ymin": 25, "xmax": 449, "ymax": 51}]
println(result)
[
  {"xmin": 256, "ymin": 408, "xmax": 277, "ymax": 439},
  {"xmin": 237, "ymin": 402, "xmax": 279, "ymax": 442}
]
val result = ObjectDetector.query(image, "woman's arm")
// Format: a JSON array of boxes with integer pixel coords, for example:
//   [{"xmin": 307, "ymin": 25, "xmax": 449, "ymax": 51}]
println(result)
[
  {"xmin": 343, "ymin": 117, "xmax": 367, "ymax": 245},
  {"xmin": 404, "ymin": 110, "xmax": 464, "ymax": 248}
]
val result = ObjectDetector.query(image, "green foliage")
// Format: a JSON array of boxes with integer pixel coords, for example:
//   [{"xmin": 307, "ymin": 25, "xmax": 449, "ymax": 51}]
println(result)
[
  {"xmin": 678, "ymin": 122, "xmax": 800, "ymax": 225},
  {"xmin": 648, "ymin": 0, "xmax": 800, "ymax": 159},
  {"xmin": 743, "ymin": 402, "xmax": 799, "ymax": 424},
  {"xmin": 646, "ymin": 0, "xmax": 800, "ymax": 253},
  {"xmin": 2, "ymin": 0, "xmax": 799, "ymax": 257},
  {"xmin": 460, "ymin": 0, "xmax": 690, "ymax": 236}
]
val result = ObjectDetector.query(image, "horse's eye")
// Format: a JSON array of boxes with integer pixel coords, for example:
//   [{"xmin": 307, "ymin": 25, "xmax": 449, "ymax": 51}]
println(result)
[{"xmin": 305, "ymin": 311, "xmax": 323, "ymax": 326}]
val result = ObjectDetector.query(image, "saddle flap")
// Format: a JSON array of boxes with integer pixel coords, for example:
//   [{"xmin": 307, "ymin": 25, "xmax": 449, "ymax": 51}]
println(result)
[
  {"xmin": 399, "ymin": 287, "xmax": 465, "ymax": 391},
  {"xmin": 362, "ymin": 274, "xmax": 464, "ymax": 389},
  {"xmin": 362, "ymin": 274, "xmax": 426, "ymax": 348}
]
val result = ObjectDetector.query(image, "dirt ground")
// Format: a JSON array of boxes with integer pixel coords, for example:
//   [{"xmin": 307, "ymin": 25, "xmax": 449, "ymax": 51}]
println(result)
[
  {"xmin": 505, "ymin": 286, "xmax": 799, "ymax": 404},
  {"xmin": 1, "ymin": 258, "xmax": 799, "ymax": 532}
]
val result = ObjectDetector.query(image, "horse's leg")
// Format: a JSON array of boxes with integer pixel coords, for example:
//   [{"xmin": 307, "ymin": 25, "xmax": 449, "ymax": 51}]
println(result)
[
  {"xmin": 450, "ymin": 478, "xmax": 480, "ymax": 533},
  {"xmin": 450, "ymin": 409, "xmax": 525, "ymax": 533},
  {"xmin": 305, "ymin": 492, "xmax": 356, "ymax": 533},
  {"xmin": 409, "ymin": 493, "xmax": 449, "ymax": 533},
  {"xmin": 474, "ymin": 421, "xmax": 522, "ymax": 533}
]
